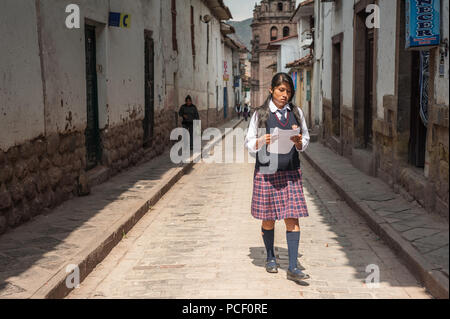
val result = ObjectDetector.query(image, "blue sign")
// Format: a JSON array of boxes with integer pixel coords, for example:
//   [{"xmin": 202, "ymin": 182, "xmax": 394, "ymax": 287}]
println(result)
[
  {"xmin": 109, "ymin": 12, "xmax": 131, "ymax": 28},
  {"xmin": 406, "ymin": 0, "xmax": 440, "ymax": 49},
  {"xmin": 109, "ymin": 12, "xmax": 120, "ymax": 27}
]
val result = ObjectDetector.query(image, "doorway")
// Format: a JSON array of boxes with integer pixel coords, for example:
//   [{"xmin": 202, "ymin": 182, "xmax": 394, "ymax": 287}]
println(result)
[
  {"xmin": 364, "ymin": 28, "xmax": 375, "ymax": 148},
  {"xmin": 84, "ymin": 24, "xmax": 101, "ymax": 170},
  {"xmin": 354, "ymin": 2, "xmax": 375, "ymax": 149},
  {"xmin": 398, "ymin": 0, "xmax": 427, "ymax": 168},
  {"xmin": 332, "ymin": 34, "xmax": 342, "ymax": 138},
  {"xmin": 306, "ymin": 70, "xmax": 312, "ymax": 128},
  {"xmin": 408, "ymin": 51, "xmax": 427, "ymax": 167},
  {"xmin": 174, "ymin": 72, "xmax": 179, "ymax": 128},
  {"xmin": 143, "ymin": 31, "xmax": 155, "ymax": 148},
  {"xmin": 223, "ymin": 86, "xmax": 228, "ymax": 119}
]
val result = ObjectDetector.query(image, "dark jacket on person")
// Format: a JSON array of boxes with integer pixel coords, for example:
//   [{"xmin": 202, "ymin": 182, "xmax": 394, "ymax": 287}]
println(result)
[{"xmin": 179, "ymin": 104, "xmax": 200, "ymax": 125}]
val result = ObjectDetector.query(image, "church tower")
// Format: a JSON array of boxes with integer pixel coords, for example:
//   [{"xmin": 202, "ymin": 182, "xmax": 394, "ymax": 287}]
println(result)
[{"xmin": 250, "ymin": 0, "xmax": 297, "ymax": 108}]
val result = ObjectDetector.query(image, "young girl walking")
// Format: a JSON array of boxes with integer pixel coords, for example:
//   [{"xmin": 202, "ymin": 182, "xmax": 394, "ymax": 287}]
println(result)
[{"xmin": 245, "ymin": 73, "xmax": 310, "ymax": 283}]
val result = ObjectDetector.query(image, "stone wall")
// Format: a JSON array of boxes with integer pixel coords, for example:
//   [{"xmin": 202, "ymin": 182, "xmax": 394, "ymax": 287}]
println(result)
[
  {"xmin": 321, "ymin": 98, "xmax": 343, "ymax": 155},
  {"xmin": 373, "ymin": 95, "xmax": 449, "ymax": 219},
  {"xmin": 0, "ymin": 107, "xmax": 237, "ymax": 235},
  {"xmin": 321, "ymin": 98, "xmax": 332, "ymax": 143},
  {"xmin": 341, "ymin": 107, "xmax": 353, "ymax": 158},
  {"xmin": 0, "ymin": 131, "xmax": 85, "ymax": 234},
  {"xmin": 427, "ymin": 105, "xmax": 449, "ymax": 218},
  {"xmin": 101, "ymin": 120, "xmax": 145, "ymax": 174}
]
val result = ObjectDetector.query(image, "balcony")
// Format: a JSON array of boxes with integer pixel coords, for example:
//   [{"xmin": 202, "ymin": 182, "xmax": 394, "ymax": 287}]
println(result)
[{"xmin": 301, "ymin": 30, "xmax": 313, "ymax": 49}]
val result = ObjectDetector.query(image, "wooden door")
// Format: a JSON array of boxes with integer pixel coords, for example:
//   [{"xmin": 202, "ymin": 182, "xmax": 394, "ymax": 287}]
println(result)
[
  {"xmin": 409, "ymin": 51, "xmax": 427, "ymax": 167},
  {"xmin": 223, "ymin": 87, "xmax": 228, "ymax": 119},
  {"xmin": 364, "ymin": 28, "xmax": 375, "ymax": 148},
  {"xmin": 84, "ymin": 25, "xmax": 101, "ymax": 170},
  {"xmin": 143, "ymin": 31, "xmax": 155, "ymax": 148},
  {"xmin": 332, "ymin": 41, "xmax": 341, "ymax": 137}
]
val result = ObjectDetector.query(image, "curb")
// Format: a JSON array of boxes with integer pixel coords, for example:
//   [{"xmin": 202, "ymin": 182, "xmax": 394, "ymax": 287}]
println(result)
[
  {"xmin": 31, "ymin": 118, "xmax": 244, "ymax": 299},
  {"xmin": 301, "ymin": 149, "xmax": 449, "ymax": 299}
]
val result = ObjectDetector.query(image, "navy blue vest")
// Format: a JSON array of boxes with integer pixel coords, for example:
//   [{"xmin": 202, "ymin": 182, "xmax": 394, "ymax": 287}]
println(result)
[{"xmin": 255, "ymin": 109, "xmax": 301, "ymax": 173}]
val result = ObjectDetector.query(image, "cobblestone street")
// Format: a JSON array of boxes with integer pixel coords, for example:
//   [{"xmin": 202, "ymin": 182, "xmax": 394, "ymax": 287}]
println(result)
[
  {"xmin": 1, "ymin": 0, "xmax": 448, "ymax": 303},
  {"xmin": 68, "ymin": 121, "xmax": 431, "ymax": 299}
]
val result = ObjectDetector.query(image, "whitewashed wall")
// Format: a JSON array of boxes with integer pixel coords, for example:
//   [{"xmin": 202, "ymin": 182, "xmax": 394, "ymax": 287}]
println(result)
[
  {"xmin": 321, "ymin": 2, "xmax": 333, "ymax": 101},
  {"xmin": 276, "ymin": 37, "xmax": 300, "ymax": 73},
  {"xmin": 0, "ymin": 0, "xmax": 231, "ymax": 151},
  {"xmin": 376, "ymin": 0, "xmax": 397, "ymax": 119},
  {"xmin": 341, "ymin": 0, "xmax": 354, "ymax": 109},
  {"xmin": 223, "ymin": 43, "xmax": 235, "ymax": 113},
  {"xmin": 0, "ymin": 0, "xmax": 45, "ymax": 151},
  {"xmin": 39, "ymin": 0, "xmax": 109, "ymax": 134},
  {"xmin": 175, "ymin": 0, "xmax": 224, "ymax": 112}
]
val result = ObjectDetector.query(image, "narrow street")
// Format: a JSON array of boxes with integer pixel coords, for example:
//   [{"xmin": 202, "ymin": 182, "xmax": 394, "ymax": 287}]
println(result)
[
  {"xmin": 1, "ymin": 0, "xmax": 448, "ymax": 303},
  {"xmin": 68, "ymin": 121, "xmax": 430, "ymax": 299}
]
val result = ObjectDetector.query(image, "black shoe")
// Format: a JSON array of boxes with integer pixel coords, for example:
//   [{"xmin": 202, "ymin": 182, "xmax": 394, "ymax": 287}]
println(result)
[
  {"xmin": 287, "ymin": 268, "xmax": 310, "ymax": 283},
  {"xmin": 265, "ymin": 259, "xmax": 278, "ymax": 273}
]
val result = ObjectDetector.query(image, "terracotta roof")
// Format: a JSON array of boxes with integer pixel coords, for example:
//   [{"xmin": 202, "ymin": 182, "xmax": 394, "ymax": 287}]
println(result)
[
  {"xmin": 290, "ymin": 0, "xmax": 314, "ymax": 21},
  {"xmin": 205, "ymin": 0, "xmax": 233, "ymax": 21},
  {"xmin": 286, "ymin": 54, "xmax": 313, "ymax": 68},
  {"xmin": 220, "ymin": 22, "xmax": 235, "ymax": 35}
]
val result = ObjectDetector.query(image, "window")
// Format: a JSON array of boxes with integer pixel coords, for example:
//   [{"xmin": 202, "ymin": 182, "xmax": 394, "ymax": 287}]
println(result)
[
  {"xmin": 171, "ymin": 0, "xmax": 177, "ymax": 52},
  {"xmin": 283, "ymin": 27, "xmax": 290, "ymax": 38},
  {"xmin": 270, "ymin": 27, "xmax": 278, "ymax": 41},
  {"xmin": 278, "ymin": 3, "xmax": 283, "ymax": 11}
]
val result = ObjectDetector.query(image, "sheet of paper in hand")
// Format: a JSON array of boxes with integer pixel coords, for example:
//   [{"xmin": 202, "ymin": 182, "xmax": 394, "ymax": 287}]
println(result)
[{"xmin": 267, "ymin": 127, "xmax": 300, "ymax": 154}]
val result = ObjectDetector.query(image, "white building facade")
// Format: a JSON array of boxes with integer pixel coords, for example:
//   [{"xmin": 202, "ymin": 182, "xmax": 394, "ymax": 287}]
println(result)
[
  {"xmin": 0, "ymin": 0, "xmax": 233, "ymax": 233},
  {"xmin": 311, "ymin": 0, "xmax": 449, "ymax": 217}
]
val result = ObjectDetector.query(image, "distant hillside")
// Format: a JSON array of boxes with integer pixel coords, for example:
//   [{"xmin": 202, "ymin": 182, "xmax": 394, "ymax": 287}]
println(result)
[{"xmin": 228, "ymin": 18, "xmax": 253, "ymax": 52}]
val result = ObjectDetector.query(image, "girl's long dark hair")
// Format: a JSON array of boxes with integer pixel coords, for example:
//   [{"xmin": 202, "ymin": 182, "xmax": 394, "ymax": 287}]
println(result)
[
  {"xmin": 264, "ymin": 72, "xmax": 296, "ymax": 106},
  {"xmin": 256, "ymin": 72, "xmax": 303, "ymax": 131}
]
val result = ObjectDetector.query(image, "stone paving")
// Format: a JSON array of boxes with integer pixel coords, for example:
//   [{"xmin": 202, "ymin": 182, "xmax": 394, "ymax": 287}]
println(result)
[
  {"xmin": 0, "ymin": 118, "xmax": 242, "ymax": 298},
  {"xmin": 303, "ymin": 143, "xmax": 449, "ymax": 281},
  {"xmin": 67, "ymin": 121, "xmax": 431, "ymax": 299}
]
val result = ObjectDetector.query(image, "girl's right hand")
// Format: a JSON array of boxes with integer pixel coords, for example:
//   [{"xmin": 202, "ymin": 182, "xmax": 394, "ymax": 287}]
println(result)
[{"xmin": 256, "ymin": 134, "xmax": 272, "ymax": 149}]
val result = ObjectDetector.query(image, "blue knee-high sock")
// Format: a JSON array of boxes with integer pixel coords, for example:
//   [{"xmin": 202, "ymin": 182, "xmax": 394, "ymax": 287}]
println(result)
[
  {"xmin": 261, "ymin": 228, "xmax": 275, "ymax": 261},
  {"xmin": 286, "ymin": 231, "xmax": 300, "ymax": 271}
]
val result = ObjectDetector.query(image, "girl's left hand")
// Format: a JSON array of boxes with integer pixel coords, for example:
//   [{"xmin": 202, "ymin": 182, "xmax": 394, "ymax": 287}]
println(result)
[{"xmin": 290, "ymin": 134, "xmax": 303, "ymax": 150}]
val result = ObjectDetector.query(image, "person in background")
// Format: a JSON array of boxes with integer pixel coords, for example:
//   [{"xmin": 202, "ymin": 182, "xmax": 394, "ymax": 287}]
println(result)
[
  {"xmin": 243, "ymin": 103, "xmax": 250, "ymax": 122},
  {"xmin": 235, "ymin": 103, "xmax": 242, "ymax": 119},
  {"xmin": 179, "ymin": 95, "xmax": 200, "ymax": 150}
]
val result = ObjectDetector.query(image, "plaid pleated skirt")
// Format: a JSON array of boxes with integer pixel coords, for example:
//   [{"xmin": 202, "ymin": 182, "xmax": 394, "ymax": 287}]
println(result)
[{"xmin": 251, "ymin": 168, "xmax": 309, "ymax": 221}]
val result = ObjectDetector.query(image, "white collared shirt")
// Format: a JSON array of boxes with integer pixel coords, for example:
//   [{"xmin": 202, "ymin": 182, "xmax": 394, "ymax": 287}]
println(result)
[{"xmin": 244, "ymin": 99, "xmax": 310, "ymax": 154}]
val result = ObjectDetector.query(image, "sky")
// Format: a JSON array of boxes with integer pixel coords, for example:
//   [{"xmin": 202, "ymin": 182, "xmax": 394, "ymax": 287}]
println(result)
[{"xmin": 225, "ymin": 0, "xmax": 302, "ymax": 21}]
